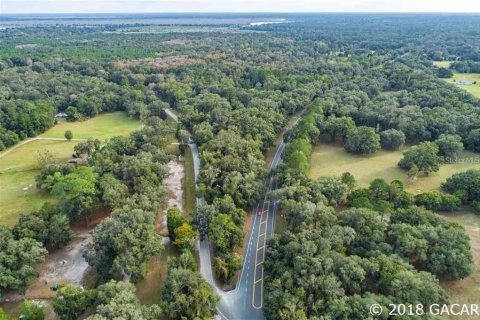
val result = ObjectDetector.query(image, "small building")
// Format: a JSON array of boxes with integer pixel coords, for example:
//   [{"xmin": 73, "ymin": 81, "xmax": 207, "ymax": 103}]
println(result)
[
  {"xmin": 457, "ymin": 79, "xmax": 473, "ymax": 85},
  {"xmin": 55, "ymin": 112, "xmax": 68, "ymax": 119}
]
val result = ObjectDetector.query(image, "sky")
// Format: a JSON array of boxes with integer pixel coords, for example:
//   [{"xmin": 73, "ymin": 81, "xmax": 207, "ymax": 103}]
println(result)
[{"xmin": 1, "ymin": 0, "xmax": 480, "ymax": 14}]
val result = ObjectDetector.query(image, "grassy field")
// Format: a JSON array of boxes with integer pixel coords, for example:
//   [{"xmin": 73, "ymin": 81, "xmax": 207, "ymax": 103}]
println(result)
[
  {"xmin": 0, "ymin": 113, "xmax": 140, "ymax": 226},
  {"xmin": 309, "ymin": 143, "xmax": 480, "ymax": 193},
  {"xmin": 432, "ymin": 61, "xmax": 480, "ymax": 98},
  {"xmin": 432, "ymin": 60, "xmax": 452, "ymax": 68},
  {"xmin": 440, "ymin": 211, "xmax": 480, "ymax": 320},
  {"xmin": 446, "ymin": 73, "xmax": 480, "ymax": 98},
  {"xmin": 41, "ymin": 112, "xmax": 141, "ymax": 139},
  {"xmin": 136, "ymin": 243, "xmax": 181, "ymax": 305},
  {"xmin": 0, "ymin": 140, "xmax": 77, "ymax": 225}
]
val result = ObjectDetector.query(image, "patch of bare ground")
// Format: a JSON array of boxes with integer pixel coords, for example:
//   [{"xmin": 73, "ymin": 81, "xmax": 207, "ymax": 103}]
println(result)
[
  {"xmin": 15, "ymin": 44, "xmax": 38, "ymax": 49},
  {"xmin": 156, "ymin": 160, "xmax": 185, "ymax": 237},
  {"xmin": 162, "ymin": 39, "xmax": 188, "ymax": 45},
  {"xmin": 117, "ymin": 55, "xmax": 202, "ymax": 69},
  {"xmin": 23, "ymin": 210, "xmax": 109, "ymax": 299},
  {"xmin": 25, "ymin": 228, "xmax": 93, "ymax": 299},
  {"xmin": 137, "ymin": 160, "xmax": 185, "ymax": 304}
]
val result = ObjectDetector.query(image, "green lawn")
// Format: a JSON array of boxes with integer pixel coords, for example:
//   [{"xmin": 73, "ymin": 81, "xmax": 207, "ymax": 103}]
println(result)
[
  {"xmin": 0, "ymin": 113, "xmax": 141, "ymax": 226},
  {"xmin": 309, "ymin": 143, "xmax": 480, "ymax": 194},
  {"xmin": 432, "ymin": 61, "xmax": 452, "ymax": 68},
  {"xmin": 432, "ymin": 61, "xmax": 480, "ymax": 98},
  {"xmin": 0, "ymin": 140, "xmax": 77, "ymax": 225},
  {"xmin": 41, "ymin": 112, "xmax": 141, "ymax": 140},
  {"xmin": 445, "ymin": 73, "xmax": 480, "ymax": 98}
]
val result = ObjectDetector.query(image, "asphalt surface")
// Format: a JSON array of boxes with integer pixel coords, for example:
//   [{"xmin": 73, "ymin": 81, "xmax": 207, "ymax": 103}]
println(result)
[{"xmin": 165, "ymin": 108, "xmax": 288, "ymax": 320}]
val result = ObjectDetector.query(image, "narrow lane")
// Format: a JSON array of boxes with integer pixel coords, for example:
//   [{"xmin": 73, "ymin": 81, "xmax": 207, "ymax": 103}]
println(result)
[{"xmin": 165, "ymin": 108, "xmax": 292, "ymax": 320}]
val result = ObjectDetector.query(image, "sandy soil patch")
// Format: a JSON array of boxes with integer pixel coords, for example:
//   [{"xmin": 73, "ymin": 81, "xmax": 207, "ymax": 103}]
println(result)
[
  {"xmin": 156, "ymin": 160, "xmax": 185, "ymax": 236},
  {"xmin": 25, "ymin": 228, "xmax": 92, "ymax": 299},
  {"xmin": 162, "ymin": 39, "xmax": 188, "ymax": 45},
  {"xmin": 117, "ymin": 55, "xmax": 202, "ymax": 69},
  {"xmin": 15, "ymin": 44, "xmax": 38, "ymax": 49}
]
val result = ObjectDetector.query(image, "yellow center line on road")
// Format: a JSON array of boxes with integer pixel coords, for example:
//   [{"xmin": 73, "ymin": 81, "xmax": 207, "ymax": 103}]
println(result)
[{"xmin": 252, "ymin": 178, "xmax": 274, "ymax": 309}]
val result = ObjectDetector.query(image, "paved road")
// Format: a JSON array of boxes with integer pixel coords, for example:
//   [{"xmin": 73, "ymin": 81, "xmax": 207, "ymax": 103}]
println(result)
[{"xmin": 165, "ymin": 108, "xmax": 290, "ymax": 320}]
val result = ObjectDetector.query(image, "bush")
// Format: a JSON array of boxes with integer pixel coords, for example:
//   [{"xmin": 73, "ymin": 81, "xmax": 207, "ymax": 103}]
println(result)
[
  {"xmin": 466, "ymin": 129, "xmax": 480, "ymax": 152},
  {"xmin": 442, "ymin": 170, "xmax": 480, "ymax": 202},
  {"xmin": 434, "ymin": 134, "xmax": 464, "ymax": 161},
  {"xmin": 472, "ymin": 200, "xmax": 480, "ymax": 214},
  {"xmin": 440, "ymin": 194, "xmax": 461, "ymax": 212},
  {"xmin": 20, "ymin": 301, "xmax": 44, "ymax": 320},
  {"xmin": 398, "ymin": 142, "xmax": 442, "ymax": 174},
  {"xmin": 64, "ymin": 130, "xmax": 73, "ymax": 141},
  {"xmin": 345, "ymin": 126, "xmax": 380, "ymax": 155},
  {"xmin": 415, "ymin": 191, "xmax": 460, "ymax": 212},
  {"xmin": 380, "ymin": 129, "xmax": 406, "ymax": 150},
  {"xmin": 415, "ymin": 191, "xmax": 443, "ymax": 211}
]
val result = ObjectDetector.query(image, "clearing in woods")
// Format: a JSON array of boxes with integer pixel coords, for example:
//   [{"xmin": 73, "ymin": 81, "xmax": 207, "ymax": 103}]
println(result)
[
  {"xmin": 446, "ymin": 73, "xmax": 480, "ymax": 98},
  {"xmin": 0, "ymin": 113, "xmax": 141, "ymax": 225},
  {"xmin": 433, "ymin": 61, "xmax": 480, "ymax": 98},
  {"xmin": 309, "ymin": 143, "xmax": 480, "ymax": 193},
  {"xmin": 310, "ymin": 142, "xmax": 480, "ymax": 320}
]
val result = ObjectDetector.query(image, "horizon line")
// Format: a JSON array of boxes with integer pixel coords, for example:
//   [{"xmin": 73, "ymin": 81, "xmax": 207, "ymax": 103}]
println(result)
[{"xmin": 2, "ymin": 11, "xmax": 480, "ymax": 15}]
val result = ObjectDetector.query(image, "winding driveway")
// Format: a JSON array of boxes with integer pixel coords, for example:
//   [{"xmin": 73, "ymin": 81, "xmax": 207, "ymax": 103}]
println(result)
[{"xmin": 165, "ymin": 109, "xmax": 293, "ymax": 320}]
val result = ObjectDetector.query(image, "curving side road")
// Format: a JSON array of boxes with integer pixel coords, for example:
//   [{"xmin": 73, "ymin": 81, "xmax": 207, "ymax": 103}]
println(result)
[{"xmin": 165, "ymin": 108, "xmax": 295, "ymax": 320}]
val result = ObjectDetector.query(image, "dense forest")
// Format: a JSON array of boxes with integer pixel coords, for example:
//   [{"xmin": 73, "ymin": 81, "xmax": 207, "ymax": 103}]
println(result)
[{"xmin": 1, "ymin": 13, "xmax": 480, "ymax": 319}]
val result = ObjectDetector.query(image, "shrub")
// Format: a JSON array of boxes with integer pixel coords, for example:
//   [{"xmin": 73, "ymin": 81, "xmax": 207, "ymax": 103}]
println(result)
[
  {"xmin": 345, "ymin": 126, "xmax": 381, "ymax": 155},
  {"xmin": 380, "ymin": 129, "xmax": 406, "ymax": 150}
]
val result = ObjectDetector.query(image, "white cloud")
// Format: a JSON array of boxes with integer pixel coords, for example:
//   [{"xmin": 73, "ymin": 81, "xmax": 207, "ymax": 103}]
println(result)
[{"xmin": 1, "ymin": 0, "xmax": 480, "ymax": 14}]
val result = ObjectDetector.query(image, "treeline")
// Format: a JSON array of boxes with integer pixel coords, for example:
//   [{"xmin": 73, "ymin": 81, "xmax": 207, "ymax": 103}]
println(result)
[
  {"xmin": 0, "ymin": 51, "xmax": 163, "ymax": 151},
  {"xmin": 450, "ymin": 60, "xmax": 480, "ymax": 73},
  {"xmin": 252, "ymin": 14, "xmax": 480, "ymax": 62}
]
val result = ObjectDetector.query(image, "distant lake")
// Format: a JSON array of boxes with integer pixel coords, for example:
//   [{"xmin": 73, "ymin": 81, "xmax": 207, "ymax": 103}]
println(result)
[
  {"xmin": 0, "ymin": 13, "xmax": 291, "ymax": 27},
  {"xmin": 249, "ymin": 20, "xmax": 288, "ymax": 26}
]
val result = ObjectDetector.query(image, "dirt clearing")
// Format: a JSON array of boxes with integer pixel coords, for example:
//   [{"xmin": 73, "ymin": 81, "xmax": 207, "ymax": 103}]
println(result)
[
  {"xmin": 156, "ymin": 160, "xmax": 185, "ymax": 236},
  {"xmin": 26, "ymin": 228, "xmax": 93, "ymax": 299}
]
